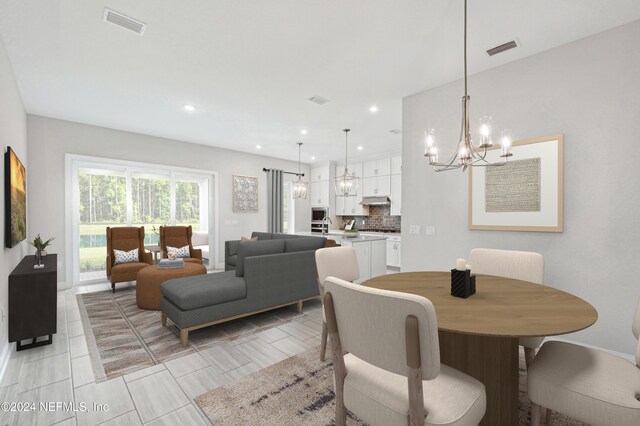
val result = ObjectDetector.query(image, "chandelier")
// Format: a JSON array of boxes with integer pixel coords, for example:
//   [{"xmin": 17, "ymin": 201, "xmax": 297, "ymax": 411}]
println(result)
[
  {"xmin": 424, "ymin": 0, "xmax": 513, "ymax": 172},
  {"xmin": 292, "ymin": 142, "xmax": 308, "ymax": 199},
  {"xmin": 334, "ymin": 129, "xmax": 359, "ymax": 197}
]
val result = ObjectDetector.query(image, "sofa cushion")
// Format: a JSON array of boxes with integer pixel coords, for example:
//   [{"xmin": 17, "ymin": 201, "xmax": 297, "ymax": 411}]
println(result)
[
  {"xmin": 227, "ymin": 254, "xmax": 238, "ymax": 266},
  {"xmin": 285, "ymin": 237, "xmax": 326, "ymax": 253},
  {"xmin": 161, "ymin": 272, "xmax": 247, "ymax": 311},
  {"xmin": 251, "ymin": 232, "xmax": 274, "ymax": 240},
  {"xmin": 236, "ymin": 239, "xmax": 286, "ymax": 277},
  {"xmin": 227, "ymin": 240, "xmax": 240, "ymax": 256},
  {"xmin": 271, "ymin": 233, "xmax": 302, "ymax": 240}
]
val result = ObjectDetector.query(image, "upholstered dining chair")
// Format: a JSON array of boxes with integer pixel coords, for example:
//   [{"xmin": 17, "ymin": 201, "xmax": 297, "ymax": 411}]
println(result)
[
  {"xmin": 469, "ymin": 248, "xmax": 544, "ymax": 369},
  {"xmin": 106, "ymin": 226, "xmax": 153, "ymax": 293},
  {"xmin": 315, "ymin": 247, "xmax": 359, "ymax": 362},
  {"xmin": 527, "ymin": 298, "xmax": 640, "ymax": 426},
  {"xmin": 159, "ymin": 225, "xmax": 202, "ymax": 264},
  {"xmin": 323, "ymin": 277, "xmax": 486, "ymax": 426}
]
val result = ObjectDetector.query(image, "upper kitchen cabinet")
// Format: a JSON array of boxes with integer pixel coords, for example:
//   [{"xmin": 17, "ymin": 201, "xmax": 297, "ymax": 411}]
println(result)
[
  {"xmin": 363, "ymin": 158, "xmax": 391, "ymax": 178},
  {"xmin": 310, "ymin": 181, "xmax": 330, "ymax": 206},
  {"xmin": 362, "ymin": 175, "xmax": 391, "ymax": 197},
  {"xmin": 391, "ymin": 156, "xmax": 402, "ymax": 175},
  {"xmin": 310, "ymin": 165, "xmax": 330, "ymax": 183}
]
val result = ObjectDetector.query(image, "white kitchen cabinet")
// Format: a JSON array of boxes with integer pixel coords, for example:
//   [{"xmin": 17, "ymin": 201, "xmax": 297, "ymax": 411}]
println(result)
[
  {"xmin": 362, "ymin": 175, "xmax": 391, "ymax": 197},
  {"xmin": 363, "ymin": 158, "xmax": 391, "ymax": 178},
  {"xmin": 310, "ymin": 181, "xmax": 329, "ymax": 206},
  {"xmin": 390, "ymin": 174, "xmax": 402, "ymax": 216},
  {"xmin": 386, "ymin": 236, "xmax": 401, "ymax": 268},
  {"xmin": 391, "ymin": 156, "xmax": 402, "ymax": 175},
  {"xmin": 341, "ymin": 238, "xmax": 387, "ymax": 283},
  {"xmin": 335, "ymin": 195, "xmax": 345, "ymax": 215},
  {"xmin": 310, "ymin": 165, "xmax": 330, "ymax": 183}
]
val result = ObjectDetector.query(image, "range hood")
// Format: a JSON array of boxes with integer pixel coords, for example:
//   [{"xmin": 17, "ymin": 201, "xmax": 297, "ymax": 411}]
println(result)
[{"xmin": 359, "ymin": 196, "xmax": 391, "ymax": 206}]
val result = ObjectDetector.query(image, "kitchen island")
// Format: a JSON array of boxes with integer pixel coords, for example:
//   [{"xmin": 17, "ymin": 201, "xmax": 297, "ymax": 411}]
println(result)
[{"xmin": 296, "ymin": 232, "xmax": 387, "ymax": 283}]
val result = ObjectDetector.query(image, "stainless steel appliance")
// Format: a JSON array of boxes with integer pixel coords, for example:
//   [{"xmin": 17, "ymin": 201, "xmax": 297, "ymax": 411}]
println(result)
[{"xmin": 311, "ymin": 207, "xmax": 329, "ymax": 234}]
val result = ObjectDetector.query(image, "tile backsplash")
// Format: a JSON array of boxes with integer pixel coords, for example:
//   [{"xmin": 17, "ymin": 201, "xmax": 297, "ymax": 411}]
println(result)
[{"xmin": 339, "ymin": 205, "xmax": 401, "ymax": 230}]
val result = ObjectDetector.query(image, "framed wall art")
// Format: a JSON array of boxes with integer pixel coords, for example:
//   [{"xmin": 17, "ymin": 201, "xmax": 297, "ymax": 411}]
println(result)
[
  {"xmin": 233, "ymin": 174, "xmax": 258, "ymax": 212},
  {"xmin": 469, "ymin": 134, "xmax": 563, "ymax": 232}
]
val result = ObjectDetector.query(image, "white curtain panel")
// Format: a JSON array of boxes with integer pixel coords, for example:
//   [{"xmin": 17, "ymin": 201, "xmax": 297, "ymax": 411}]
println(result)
[{"xmin": 267, "ymin": 169, "xmax": 283, "ymax": 233}]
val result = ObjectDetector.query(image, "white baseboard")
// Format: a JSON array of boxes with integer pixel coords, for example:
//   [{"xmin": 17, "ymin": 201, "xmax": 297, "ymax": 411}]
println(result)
[
  {"xmin": 0, "ymin": 342, "xmax": 14, "ymax": 386},
  {"xmin": 544, "ymin": 337, "xmax": 635, "ymax": 363}
]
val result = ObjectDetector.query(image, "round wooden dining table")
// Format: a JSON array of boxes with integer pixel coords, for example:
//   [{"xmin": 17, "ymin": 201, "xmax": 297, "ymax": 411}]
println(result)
[{"xmin": 363, "ymin": 272, "xmax": 597, "ymax": 426}]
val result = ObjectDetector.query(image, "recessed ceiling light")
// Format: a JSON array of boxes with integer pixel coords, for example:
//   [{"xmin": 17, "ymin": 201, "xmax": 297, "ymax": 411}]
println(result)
[
  {"xmin": 300, "ymin": 129, "xmax": 308, "ymax": 135},
  {"xmin": 369, "ymin": 105, "xmax": 378, "ymax": 113},
  {"xmin": 256, "ymin": 145, "xmax": 261, "ymax": 149},
  {"xmin": 184, "ymin": 104, "xmax": 195, "ymax": 112},
  {"xmin": 311, "ymin": 156, "xmax": 316, "ymax": 160},
  {"xmin": 357, "ymin": 146, "xmax": 364, "ymax": 151}
]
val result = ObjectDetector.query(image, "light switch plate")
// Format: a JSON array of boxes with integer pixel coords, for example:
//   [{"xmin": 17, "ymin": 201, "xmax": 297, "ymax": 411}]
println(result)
[
  {"xmin": 425, "ymin": 226, "xmax": 436, "ymax": 236},
  {"xmin": 409, "ymin": 225, "xmax": 421, "ymax": 235}
]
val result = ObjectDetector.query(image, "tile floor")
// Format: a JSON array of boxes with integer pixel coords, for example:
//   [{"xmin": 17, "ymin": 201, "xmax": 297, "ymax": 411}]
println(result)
[{"xmin": 0, "ymin": 282, "xmax": 324, "ymax": 426}]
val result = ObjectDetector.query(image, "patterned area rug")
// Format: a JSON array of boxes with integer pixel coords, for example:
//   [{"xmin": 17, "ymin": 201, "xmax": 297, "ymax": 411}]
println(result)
[
  {"xmin": 196, "ymin": 346, "xmax": 586, "ymax": 426},
  {"xmin": 77, "ymin": 288, "xmax": 308, "ymax": 382}
]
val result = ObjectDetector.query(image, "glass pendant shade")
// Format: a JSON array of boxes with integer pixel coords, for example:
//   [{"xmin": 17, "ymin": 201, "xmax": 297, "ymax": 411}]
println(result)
[
  {"xmin": 334, "ymin": 129, "xmax": 358, "ymax": 197},
  {"xmin": 293, "ymin": 142, "xmax": 308, "ymax": 199}
]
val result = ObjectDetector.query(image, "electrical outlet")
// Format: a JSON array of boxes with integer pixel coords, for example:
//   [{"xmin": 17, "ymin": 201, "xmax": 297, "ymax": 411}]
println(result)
[
  {"xmin": 409, "ymin": 225, "xmax": 421, "ymax": 235},
  {"xmin": 425, "ymin": 226, "xmax": 436, "ymax": 236}
]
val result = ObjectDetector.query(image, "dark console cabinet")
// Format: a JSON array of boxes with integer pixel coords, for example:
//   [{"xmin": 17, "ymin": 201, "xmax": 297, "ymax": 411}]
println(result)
[{"xmin": 9, "ymin": 254, "xmax": 57, "ymax": 351}]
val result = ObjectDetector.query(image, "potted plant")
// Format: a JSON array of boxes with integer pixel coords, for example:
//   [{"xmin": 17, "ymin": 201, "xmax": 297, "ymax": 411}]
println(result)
[{"xmin": 29, "ymin": 234, "xmax": 54, "ymax": 267}]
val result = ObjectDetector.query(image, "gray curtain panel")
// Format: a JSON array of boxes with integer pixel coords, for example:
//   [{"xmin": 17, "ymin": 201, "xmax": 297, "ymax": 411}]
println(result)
[{"xmin": 267, "ymin": 169, "xmax": 283, "ymax": 233}]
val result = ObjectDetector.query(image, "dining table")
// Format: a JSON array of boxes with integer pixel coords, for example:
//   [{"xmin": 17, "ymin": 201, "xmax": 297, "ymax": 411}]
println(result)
[{"xmin": 363, "ymin": 271, "xmax": 598, "ymax": 426}]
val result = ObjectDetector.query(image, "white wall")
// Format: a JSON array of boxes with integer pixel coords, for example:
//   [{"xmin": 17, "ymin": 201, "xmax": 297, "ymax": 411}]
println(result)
[
  {"xmin": 0, "ymin": 33, "xmax": 27, "ymax": 358},
  {"xmin": 27, "ymin": 115, "xmax": 311, "ymax": 284},
  {"xmin": 402, "ymin": 21, "xmax": 640, "ymax": 355}
]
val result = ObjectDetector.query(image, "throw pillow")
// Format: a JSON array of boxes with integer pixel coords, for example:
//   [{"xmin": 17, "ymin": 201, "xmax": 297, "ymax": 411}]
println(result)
[
  {"xmin": 241, "ymin": 236, "xmax": 258, "ymax": 242},
  {"xmin": 114, "ymin": 248, "xmax": 139, "ymax": 265},
  {"xmin": 167, "ymin": 245, "xmax": 190, "ymax": 258}
]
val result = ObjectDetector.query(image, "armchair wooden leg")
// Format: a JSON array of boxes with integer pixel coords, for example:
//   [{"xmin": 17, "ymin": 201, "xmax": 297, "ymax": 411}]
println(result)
[
  {"xmin": 531, "ymin": 403, "xmax": 542, "ymax": 426},
  {"xmin": 296, "ymin": 300, "xmax": 303, "ymax": 313},
  {"xmin": 161, "ymin": 312, "xmax": 167, "ymax": 327},
  {"xmin": 524, "ymin": 346, "xmax": 536, "ymax": 369},
  {"xmin": 180, "ymin": 329, "xmax": 189, "ymax": 347},
  {"xmin": 111, "ymin": 282, "xmax": 115, "ymax": 293},
  {"xmin": 320, "ymin": 321, "xmax": 328, "ymax": 362}
]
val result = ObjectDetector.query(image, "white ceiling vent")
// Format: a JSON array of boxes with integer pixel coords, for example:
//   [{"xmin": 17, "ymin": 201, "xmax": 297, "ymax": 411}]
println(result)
[
  {"xmin": 486, "ymin": 39, "xmax": 518, "ymax": 56},
  {"xmin": 307, "ymin": 95, "xmax": 330, "ymax": 105},
  {"xmin": 103, "ymin": 8, "xmax": 147, "ymax": 35}
]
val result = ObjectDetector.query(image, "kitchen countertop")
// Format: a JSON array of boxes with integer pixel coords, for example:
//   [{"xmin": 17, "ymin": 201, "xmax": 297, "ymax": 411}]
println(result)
[{"xmin": 295, "ymin": 232, "xmax": 388, "ymax": 242}]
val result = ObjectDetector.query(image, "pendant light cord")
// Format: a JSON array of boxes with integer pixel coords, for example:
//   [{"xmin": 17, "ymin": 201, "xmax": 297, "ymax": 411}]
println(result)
[{"xmin": 464, "ymin": 0, "xmax": 467, "ymax": 97}]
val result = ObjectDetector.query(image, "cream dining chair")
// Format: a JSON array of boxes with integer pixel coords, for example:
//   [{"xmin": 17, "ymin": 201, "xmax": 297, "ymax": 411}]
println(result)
[
  {"xmin": 469, "ymin": 248, "xmax": 544, "ymax": 369},
  {"xmin": 323, "ymin": 277, "xmax": 486, "ymax": 426},
  {"xmin": 527, "ymin": 298, "xmax": 640, "ymax": 426},
  {"xmin": 315, "ymin": 246, "xmax": 359, "ymax": 362}
]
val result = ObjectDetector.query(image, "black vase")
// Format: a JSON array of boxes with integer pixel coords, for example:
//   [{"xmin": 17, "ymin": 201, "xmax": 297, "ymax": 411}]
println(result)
[{"xmin": 450, "ymin": 269, "xmax": 476, "ymax": 298}]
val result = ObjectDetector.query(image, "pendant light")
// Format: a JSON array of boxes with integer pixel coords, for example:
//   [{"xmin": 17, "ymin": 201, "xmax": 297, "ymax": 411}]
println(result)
[
  {"xmin": 292, "ymin": 142, "xmax": 308, "ymax": 199},
  {"xmin": 424, "ymin": 0, "xmax": 513, "ymax": 172},
  {"xmin": 334, "ymin": 129, "xmax": 358, "ymax": 197}
]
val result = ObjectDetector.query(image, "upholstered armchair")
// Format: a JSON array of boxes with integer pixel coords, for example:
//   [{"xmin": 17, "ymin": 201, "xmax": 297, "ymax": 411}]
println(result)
[
  {"xmin": 159, "ymin": 225, "xmax": 202, "ymax": 264},
  {"xmin": 106, "ymin": 226, "xmax": 153, "ymax": 293}
]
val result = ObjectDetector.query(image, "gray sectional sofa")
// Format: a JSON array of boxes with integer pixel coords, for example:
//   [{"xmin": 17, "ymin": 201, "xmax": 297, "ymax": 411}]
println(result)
[
  {"xmin": 225, "ymin": 231, "xmax": 308, "ymax": 271},
  {"xmin": 161, "ymin": 233, "xmax": 326, "ymax": 346}
]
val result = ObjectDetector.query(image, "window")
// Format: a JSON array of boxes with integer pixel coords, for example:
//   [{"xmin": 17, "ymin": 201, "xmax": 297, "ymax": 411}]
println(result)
[
  {"xmin": 70, "ymin": 156, "xmax": 216, "ymax": 285},
  {"xmin": 282, "ymin": 181, "xmax": 295, "ymax": 234}
]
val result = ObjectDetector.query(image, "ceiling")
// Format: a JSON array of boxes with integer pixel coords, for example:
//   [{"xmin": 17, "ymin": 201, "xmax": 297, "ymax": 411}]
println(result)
[{"xmin": 0, "ymin": 1, "xmax": 638, "ymax": 164}]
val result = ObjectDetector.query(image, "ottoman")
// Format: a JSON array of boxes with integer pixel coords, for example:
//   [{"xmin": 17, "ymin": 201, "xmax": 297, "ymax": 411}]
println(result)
[{"xmin": 136, "ymin": 263, "xmax": 207, "ymax": 310}]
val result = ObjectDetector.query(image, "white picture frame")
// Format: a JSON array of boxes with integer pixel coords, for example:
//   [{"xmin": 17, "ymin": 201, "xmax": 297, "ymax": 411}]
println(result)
[{"xmin": 469, "ymin": 134, "xmax": 564, "ymax": 232}]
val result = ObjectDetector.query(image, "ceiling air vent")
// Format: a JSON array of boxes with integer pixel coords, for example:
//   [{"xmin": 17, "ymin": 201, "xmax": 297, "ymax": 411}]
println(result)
[
  {"xmin": 486, "ymin": 40, "xmax": 518, "ymax": 56},
  {"xmin": 103, "ymin": 8, "xmax": 147, "ymax": 35},
  {"xmin": 389, "ymin": 129, "xmax": 402, "ymax": 135},
  {"xmin": 307, "ymin": 95, "xmax": 330, "ymax": 105}
]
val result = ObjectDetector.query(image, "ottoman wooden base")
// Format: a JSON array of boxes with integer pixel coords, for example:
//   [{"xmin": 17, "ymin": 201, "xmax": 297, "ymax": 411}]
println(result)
[{"xmin": 136, "ymin": 264, "xmax": 207, "ymax": 310}]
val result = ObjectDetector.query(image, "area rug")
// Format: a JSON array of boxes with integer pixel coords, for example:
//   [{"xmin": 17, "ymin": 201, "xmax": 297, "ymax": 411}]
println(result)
[
  {"xmin": 77, "ymin": 288, "xmax": 311, "ymax": 382},
  {"xmin": 196, "ymin": 346, "xmax": 587, "ymax": 426}
]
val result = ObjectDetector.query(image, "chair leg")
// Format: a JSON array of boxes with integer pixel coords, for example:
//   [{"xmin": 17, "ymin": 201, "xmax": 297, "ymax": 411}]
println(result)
[
  {"xmin": 320, "ymin": 321, "xmax": 328, "ymax": 362},
  {"xmin": 524, "ymin": 346, "xmax": 536, "ymax": 369},
  {"xmin": 531, "ymin": 403, "xmax": 542, "ymax": 426},
  {"xmin": 111, "ymin": 282, "xmax": 115, "ymax": 293}
]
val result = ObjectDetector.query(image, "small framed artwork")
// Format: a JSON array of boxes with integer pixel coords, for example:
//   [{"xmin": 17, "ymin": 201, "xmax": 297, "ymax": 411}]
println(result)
[
  {"xmin": 469, "ymin": 134, "xmax": 563, "ymax": 232},
  {"xmin": 233, "ymin": 174, "xmax": 258, "ymax": 212}
]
